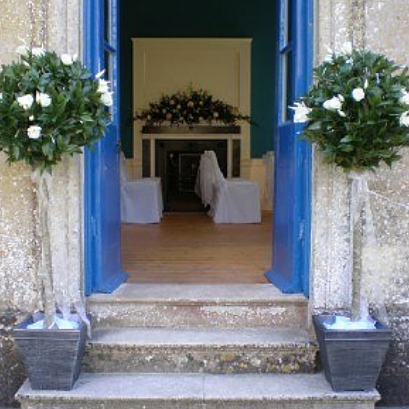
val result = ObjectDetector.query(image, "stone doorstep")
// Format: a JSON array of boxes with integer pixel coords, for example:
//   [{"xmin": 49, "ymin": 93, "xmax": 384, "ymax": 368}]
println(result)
[
  {"xmin": 17, "ymin": 373, "xmax": 380, "ymax": 409},
  {"xmin": 88, "ymin": 283, "xmax": 309, "ymax": 329},
  {"xmin": 84, "ymin": 327, "xmax": 319, "ymax": 374}
]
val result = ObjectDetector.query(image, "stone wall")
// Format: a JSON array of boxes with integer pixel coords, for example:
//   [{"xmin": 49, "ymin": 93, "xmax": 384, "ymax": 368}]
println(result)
[
  {"xmin": 311, "ymin": 0, "xmax": 409, "ymax": 405},
  {"xmin": 0, "ymin": 1, "xmax": 82, "ymax": 405}
]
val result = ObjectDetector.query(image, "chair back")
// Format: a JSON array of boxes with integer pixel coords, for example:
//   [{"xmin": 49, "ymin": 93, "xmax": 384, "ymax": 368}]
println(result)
[
  {"xmin": 205, "ymin": 151, "xmax": 226, "ymax": 186},
  {"xmin": 120, "ymin": 152, "xmax": 131, "ymax": 184}
]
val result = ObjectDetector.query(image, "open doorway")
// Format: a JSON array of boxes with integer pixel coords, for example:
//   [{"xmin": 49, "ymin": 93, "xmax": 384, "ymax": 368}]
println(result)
[
  {"xmin": 118, "ymin": 0, "xmax": 276, "ymax": 284},
  {"xmin": 84, "ymin": 0, "xmax": 312, "ymax": 295}
]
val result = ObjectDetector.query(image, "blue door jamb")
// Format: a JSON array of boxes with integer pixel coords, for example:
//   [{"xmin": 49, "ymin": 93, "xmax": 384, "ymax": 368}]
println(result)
[
  {"xmin": 84, "ymin": 0, "xmax": 128, "ymax": 295},
  {"xmin": 265, "ymin": 0, "xmax": 313, "ymax": 296}
]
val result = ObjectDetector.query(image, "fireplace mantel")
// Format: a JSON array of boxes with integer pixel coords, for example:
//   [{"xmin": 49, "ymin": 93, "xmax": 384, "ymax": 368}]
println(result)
[{"xmin": 141, "ymin": 125, "xmax": 241, "ymax": 135}]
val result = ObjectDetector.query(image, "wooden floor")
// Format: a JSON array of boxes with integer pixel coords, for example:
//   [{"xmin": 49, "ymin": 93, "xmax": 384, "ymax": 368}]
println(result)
[{"xmin": 122, "ymin": 212, "xmax": 272, "ymax": 284}]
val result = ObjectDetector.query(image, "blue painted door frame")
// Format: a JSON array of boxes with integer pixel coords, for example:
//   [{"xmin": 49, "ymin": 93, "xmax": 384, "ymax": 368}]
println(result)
[
  {"xmin": 83, "ymin": 0, "xmax": 313, "ymax": 296},
  {"xmin": 265, "ymin": 0, "xmax": 313, "ymax": 296},
  {"xmin": 84, "ymin": 0, "xmax": 128, "ymax": 295}
]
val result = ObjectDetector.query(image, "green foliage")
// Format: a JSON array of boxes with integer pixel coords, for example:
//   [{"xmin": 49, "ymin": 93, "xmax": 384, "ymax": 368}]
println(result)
[
  {"xmin": 0, "ymin": 48, "xmax": 111, "ymax": 173},
  {"xmin": 135, "ymin": 86, "xmax": 252, "ymax": 126},
  {"xmin": 296, "ymin": 48, "xmax": 409, "ymax": 170}
]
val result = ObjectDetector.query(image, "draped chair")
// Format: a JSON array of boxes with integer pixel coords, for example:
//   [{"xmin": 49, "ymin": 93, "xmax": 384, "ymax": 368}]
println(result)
[
  {"xmin": 197, "ymin": 151, "xmax": 261, "ymax": 224},
  {"xmin": 120, "ymin": 153, "xmax": 163, "ymax": 224}
]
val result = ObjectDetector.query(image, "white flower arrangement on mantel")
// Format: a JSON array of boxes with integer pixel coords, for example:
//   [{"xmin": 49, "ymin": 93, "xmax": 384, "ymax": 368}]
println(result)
[{"xmin": 135, "ymin": 86, "xmax": 253, "ymax": 127}]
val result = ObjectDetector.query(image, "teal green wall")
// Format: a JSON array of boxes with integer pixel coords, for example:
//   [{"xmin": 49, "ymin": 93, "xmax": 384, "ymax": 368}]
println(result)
[{"xmin": 120, "ymin": 0, "xmax": 277, "ymax": 158}]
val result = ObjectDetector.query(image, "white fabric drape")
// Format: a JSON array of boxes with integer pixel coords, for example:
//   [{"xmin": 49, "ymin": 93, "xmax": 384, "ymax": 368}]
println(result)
[
  {"xmin": 197, "ymin": 151, "xmax": 261, "ymax": 224},
  {"xmin": 120, "ymin": 153, "xmax": 163, "ymax": 224}
]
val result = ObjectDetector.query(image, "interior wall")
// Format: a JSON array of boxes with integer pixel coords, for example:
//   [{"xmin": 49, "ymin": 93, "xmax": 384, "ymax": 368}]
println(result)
[{"xmin": 119, "ymin": 0, "xmax": 277, "ymax": 159}]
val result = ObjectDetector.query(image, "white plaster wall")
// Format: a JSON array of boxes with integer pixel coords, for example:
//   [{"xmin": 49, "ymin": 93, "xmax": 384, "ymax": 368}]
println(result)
[{"xmin": 0, "ymin": 0, "xmax": 83, "ymax": 312}]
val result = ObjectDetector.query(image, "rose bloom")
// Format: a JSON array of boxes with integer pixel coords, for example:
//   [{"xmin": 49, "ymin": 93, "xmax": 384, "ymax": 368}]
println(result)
[
  {"xmin": 101, "ymin": 92, "xmax": 113, "ymax": 107},
  {"xmin": 17, "ymin": 94, "xmax": 34, "ymax": 110},
  {"xmin": 27, "ymin": 125, "xmax": 42, "ymax": 139},
  {"xmin": 61, "ymin": 54, "xmax": 73, "ymax": 66},
  {"xmin": 32, "ymin": 48, "xmax": 45, "ymax": 58},
  {"xmin": 352, "ymin": 88, "xmax": 365, "ymax": 102},
  {"xmin": 98, "ymin": 79, "xmax": 110, "ymax": 94},
  {"xmin": 36, "ymin": 92, "xmax": 52, "ymax": 108},
  {"xmin": 341, "ymin": 42, "xmax": 353, "ymax": 56},
  {"xmin": 290, "ymin": 102, "xmax": 312, "ymax": 123},
  {"xmin": 399, "ymin": 89, "xmax": 409, "ymax": 106},
  {"xmin": 16, "ymin": 45, "xmax": 29, "ymax": 57},
  {"xmin": 323, "ymin": 96, "xmax": 343, "ymax": 111},
  {"xmin": 400, "ymin": 111, "xmax": 409, "ymax": 127}
]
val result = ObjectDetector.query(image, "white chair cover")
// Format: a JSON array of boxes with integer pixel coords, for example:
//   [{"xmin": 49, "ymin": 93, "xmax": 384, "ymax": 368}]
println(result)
[
  {"xmin": 199, "ymin": 151, "xmax": 261, "ymax": 224},
  {"xmin": 120, "ymin": 153, "xmax": 163, "ymax": 224}
]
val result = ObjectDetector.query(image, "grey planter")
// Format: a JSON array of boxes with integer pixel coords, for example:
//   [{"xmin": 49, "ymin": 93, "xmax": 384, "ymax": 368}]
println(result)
[
  {"xmin": 313, "ymin": 314, "xmax": 391, "ymax": 392},
  {"xmin": 13, "ymin": 314, "xmax": 87, "ymax": 391}
]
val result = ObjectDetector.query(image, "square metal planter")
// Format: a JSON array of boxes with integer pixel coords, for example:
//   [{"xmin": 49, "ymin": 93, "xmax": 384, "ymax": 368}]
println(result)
[
  {"xmin": 313, "ymin": 314, "xmax": 391, "ymax": 392},
  {"xmin": 13, "ymin": 314, "xmax": 87, "ymax": 391}
]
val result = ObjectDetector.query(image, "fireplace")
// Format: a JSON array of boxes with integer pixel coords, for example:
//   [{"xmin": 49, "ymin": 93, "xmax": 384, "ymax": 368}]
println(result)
[{"xmin": 141, "ymin": 126, "xmax": 242, "ymax": 212}]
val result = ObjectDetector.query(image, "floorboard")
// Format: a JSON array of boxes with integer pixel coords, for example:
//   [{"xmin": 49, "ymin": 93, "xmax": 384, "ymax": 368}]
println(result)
[{"xmin": 121, "ymin": 212, "xmax": 272, "ymax": 284}]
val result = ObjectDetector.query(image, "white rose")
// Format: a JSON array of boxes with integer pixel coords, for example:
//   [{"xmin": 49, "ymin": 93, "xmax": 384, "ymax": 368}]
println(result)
[
  {"xmin": 16, "ymin": 45, "xmax": 29, "ymax": 57},
  {"xmin": 323, "ymin": 96, "xmax": 343, "ymax": 111},
  {"xmin": 352, "ymin": 88, "xmax": 365, "ymax": 102},
  {"xmin": 32, "ymin": 47, "xmax": 45, "ymax": 57},
  {"xmin": 338, "ymin": 94, "xmax": 345, "ymax": 102},
  {"xmin": 341, "ymin": 42, "xmax": 353, "ymax": 56},
  {"xmin": 338, "ymin": 110, "xmax": 347, "ymax": 118},
  {"xmin": 290, "ymin": 102, "xmax": 312, "ymax": 123},
  {"xmin": 36, "ymin": 92, "xmax": 52, "ymax": 108},
  {"xmin": 324, "ymin": 53, "xmax": 333, "ymax": 63},
  {"xmin": 96, "ymin": 69, "xmax": 106, "ymax": 79},
  {"xmin": 17, "ymin": 94, "xmax": 34, "ymax": 110},
  {"xmin": 27, "ymin": 125, "xmax": 42, "ymax": 139},
  {"xmin": 101, "ymin": 92, "xmax": 113, "ymax": 107},
  {"xmin": 61, "ymin": 54, "xmax": 73, "ymax": 66},
  {"xmin": 0, "ymin": 93, "xmax": 3, "ymax": 102},
  {"xmin": 399, "ymin": 89, "xmax": 409, "ymax": 105},
  {"xmin": 400, "ymin": 111, "xmax": 409, "ymax": 127},
  {"xmin": 98, "ymin": 79, "xmax": 110, "ymax": 94},
  {"xmin": 29, "ymin": 115, "xmax": 35, "ymax": 121},
  {"xmin": 364, "ymin": 79, "xmax": 369, "ymax": 90}
]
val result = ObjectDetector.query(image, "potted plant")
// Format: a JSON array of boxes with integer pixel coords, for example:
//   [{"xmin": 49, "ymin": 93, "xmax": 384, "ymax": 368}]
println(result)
[
  {"xmin": 0, "ymin": 45, "xmax": 112, "ymax": 390},
  {"xmin": 291, "ymin": 42, "xmax": 409, "ymax": 391}
]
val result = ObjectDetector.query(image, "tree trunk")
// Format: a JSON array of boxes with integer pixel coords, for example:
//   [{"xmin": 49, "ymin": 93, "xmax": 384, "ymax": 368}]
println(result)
[
  {"xmin": 33, "ymin": 170, "xmax": 55, "ymax": 327},
  {"xmin": 348, "ymin": 172, "xmax": 368, "ymax": 322}
]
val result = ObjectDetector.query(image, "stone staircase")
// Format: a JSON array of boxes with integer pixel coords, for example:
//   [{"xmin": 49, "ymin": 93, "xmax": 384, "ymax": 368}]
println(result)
[{"xmin": 17, "ymin": 284, "xmax": 380, "ymax": 409}]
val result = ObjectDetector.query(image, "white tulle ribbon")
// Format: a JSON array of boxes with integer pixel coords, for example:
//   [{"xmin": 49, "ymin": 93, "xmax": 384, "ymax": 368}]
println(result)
[
  {"xmin": 347, "ymin": 170, "xmax": 409, "ymax": 324},
  {"xmin": 32, "ymin": 164, "xmax": 90, "ymax": 334}
]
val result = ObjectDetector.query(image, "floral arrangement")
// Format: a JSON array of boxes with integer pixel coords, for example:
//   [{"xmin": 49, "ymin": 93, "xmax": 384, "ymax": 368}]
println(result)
[
  {"xmin": 135, "ymin": 86, "xmax": 251, "ymax": 126},
  {"xmin": 291, "ymin": 42, "xmax": 409, "ymax": 170},
  {"xmin": 0, "ymin": 46, "xmax": 113, "ymax": 173}
]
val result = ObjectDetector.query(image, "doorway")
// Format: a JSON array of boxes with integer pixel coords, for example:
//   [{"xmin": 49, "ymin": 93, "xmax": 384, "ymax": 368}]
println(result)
[{"xmin": 83, "ymin": 0, "xmax": 313, "ymax": 295}]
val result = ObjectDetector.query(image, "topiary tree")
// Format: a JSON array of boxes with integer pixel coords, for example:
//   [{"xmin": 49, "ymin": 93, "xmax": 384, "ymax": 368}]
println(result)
[
  {"xmin": 0, "ymin": 46, "xmax": 113, "ymax": 327},
  {"xmin": 292, "ymin": 43, "xmax": 409, "ymax": 323}
]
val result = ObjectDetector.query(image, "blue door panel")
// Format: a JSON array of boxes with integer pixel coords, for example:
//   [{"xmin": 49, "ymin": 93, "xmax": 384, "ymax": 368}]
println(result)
[
  {"xmin": 84, "ymin": 0, "xmax": 128, "ymax": 295},
  {"xmin": 265, "ymin": 0, "xmax": 313, "ymax": 296}
]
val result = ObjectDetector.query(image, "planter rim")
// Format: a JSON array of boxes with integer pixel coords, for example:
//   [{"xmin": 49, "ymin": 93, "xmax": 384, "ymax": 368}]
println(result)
[
  {"xmin": 13, "ymin": 314, "xmax": 86, "ymax": 335},
  {"xmin": 313, "ymin": 314, "xmax": 391, "ymax": 334}
]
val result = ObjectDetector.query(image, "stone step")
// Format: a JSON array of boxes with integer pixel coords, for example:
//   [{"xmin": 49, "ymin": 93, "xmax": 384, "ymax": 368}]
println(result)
[
  {"xmin": 88, "ymin": 283, "xmax": 309, "ymax": 329},
  {"xmin": 17, "ymin": 372, "xmax": 380, "ymax": 409},
  {"xmin": 84, "ymin": 327, "xmax": 318, "ymax": 374}
]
